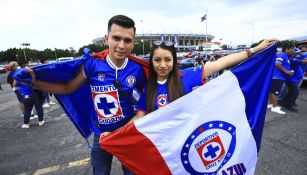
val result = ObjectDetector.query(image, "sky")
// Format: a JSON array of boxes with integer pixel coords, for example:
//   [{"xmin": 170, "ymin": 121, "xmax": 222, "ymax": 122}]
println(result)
[{"xmin": 0, "ymin": 0, "xmax": 306, "ymax": 51}]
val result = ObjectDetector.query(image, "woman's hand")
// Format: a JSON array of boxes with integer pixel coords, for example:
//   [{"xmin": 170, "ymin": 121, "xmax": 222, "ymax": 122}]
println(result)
[{"xmin": 253, "ymin": 38, "xmax": 278, "ymax": 53}]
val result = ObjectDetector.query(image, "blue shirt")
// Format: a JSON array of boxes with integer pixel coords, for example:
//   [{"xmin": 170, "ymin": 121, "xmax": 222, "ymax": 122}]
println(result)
[
  {"xmin": 287, "ymin": 54, "xmax": 305, "ymax": 83},
  {"xmin": 16, "ymin": 81, "xmax": 32, "ymax": 96},
  {"xmin": 83, "ymin": 56, "xmax": 146, "ymax": 133},
  {"xmin": 137, "ymin": 66, "xmax": 204, "ymax": 112},
  {"xmin": 273, "ymin": 52, "xmax": 291, "ymax": 80}
]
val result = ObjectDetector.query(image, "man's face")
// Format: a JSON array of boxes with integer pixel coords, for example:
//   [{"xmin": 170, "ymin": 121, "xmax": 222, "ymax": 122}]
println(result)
[
  {"xmin": 301, "ymin": 46, "xmax": 307, "ymax": 52},
  {"xmin": 285, "ymin": 47, "xmax": 294, "ymax": 56},
  {"xmin": 105, "ymin": 24, "xmax": 135, "ymax": 62}
]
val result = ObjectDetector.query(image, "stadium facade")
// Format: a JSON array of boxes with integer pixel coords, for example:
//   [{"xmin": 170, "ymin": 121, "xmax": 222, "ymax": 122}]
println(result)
[{"xmin": 92, "ymin": 33, "xmax": 220, "ymax": 51}]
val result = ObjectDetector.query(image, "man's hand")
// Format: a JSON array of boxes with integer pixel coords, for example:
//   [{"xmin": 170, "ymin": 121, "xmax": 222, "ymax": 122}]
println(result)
[{"xmin": 287, "ymin": 70, "xmax": 294, "ymax": 76}]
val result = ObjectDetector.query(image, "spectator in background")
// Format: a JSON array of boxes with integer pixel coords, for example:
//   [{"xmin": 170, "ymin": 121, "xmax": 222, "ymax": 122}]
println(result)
[
  {"xmin": 7, "ymin": 61, "xmax": 24, "ymax": 116},
  {"xmin": 280, "ymin": 48, "xmax": 307, "ymax": 112},
  {"xmin": 268, "ymin": 42, "xmax": 294, "ymax": 114}
]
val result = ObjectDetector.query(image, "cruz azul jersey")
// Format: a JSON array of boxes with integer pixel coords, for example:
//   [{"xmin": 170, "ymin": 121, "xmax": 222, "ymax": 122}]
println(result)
[
  {"xmin": 84, "ymin": 56, "xmax": 146, "ymax": 133},
  {"xmin": 137, "ymin": 66, "xmax": 204, "ymax": 112},
  {"xmin": 273, "ymin": 52, "xmax": 290, "ymax": 80}
]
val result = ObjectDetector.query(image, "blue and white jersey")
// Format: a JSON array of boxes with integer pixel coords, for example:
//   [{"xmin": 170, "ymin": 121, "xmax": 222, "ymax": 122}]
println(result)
[
  {"xmin": 273, "ymin": 52, "xmax": 291, "ymax": 80},
  {"xmin": 83, "ymin": 56, "xmax": 146, "ymax": 133},
  {"xmin": 137, "ymin": 66, "xmax": 204, "ymax": 112}
]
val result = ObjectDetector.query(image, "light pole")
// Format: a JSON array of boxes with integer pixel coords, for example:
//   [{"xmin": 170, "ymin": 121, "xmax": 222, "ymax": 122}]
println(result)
[
  {"xmin": 21, "ymin": 43, "xmax": 30, "ymax": 61},
  {"xmin": 54, "ymin": 48, "xmax": 58, "ymax": 59},
  {"xmin": 141, "ymin": 20, "xmax": 144, "ymax": 56}
]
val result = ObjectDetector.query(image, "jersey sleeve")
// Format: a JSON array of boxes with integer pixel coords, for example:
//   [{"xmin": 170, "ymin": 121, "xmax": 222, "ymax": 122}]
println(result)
[
  {"xmin": 180, "ymin": 65, "xmax": 204, "ymax": 88},
  {"xmin": 289, "ymin": 57, "xmax": 303, "ymax": 65},
  {"xmin": 135, "ymin": 66, "xmax": 146, "ymax": 92},
  {"xmin": 83, "ymin": 57, "xmax": 95, "ymax": 79},
  {"xmin": 275, "ymin": 53, "xmax": 284, "ymax": 65},
  {"xmin": 136, "ymin": 88, "xmax": 147, "ymax": 113}
]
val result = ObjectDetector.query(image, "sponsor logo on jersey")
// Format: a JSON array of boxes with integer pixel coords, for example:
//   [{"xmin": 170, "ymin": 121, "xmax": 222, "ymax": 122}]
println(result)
[{"xmin": 91, "ymin": 85, "xmax": 124, "ymax": 124}]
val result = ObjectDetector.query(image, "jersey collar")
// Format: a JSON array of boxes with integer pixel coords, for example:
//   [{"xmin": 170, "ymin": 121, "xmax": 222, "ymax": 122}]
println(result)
[{"xmin": 106, "ymin": 55, "xmax": 128, "ymax": 70}]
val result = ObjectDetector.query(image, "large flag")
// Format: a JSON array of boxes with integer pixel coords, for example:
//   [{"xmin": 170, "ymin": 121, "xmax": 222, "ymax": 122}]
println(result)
[
  {"xmin": 201, "ymin": 14, "xmax": 207, "ymax": 22},
  {"xmin": 100, "ymin": 44, "xmax": 277, "ymax": 175}
]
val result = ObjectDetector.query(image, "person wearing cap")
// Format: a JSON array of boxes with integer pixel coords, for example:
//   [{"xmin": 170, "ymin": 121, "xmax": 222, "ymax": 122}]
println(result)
[
  {"xmin": 280, "ymin": 47, "xmax": 307, "ymax": 112},
  {"xmin": 268, "ymin": 42, "xmax": 295, "ymax": 114}
]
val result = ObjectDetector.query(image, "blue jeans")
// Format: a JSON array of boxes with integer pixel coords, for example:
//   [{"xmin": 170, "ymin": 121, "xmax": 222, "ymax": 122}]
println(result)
[
  {"xmin": 23, "ymin": 95, "xmax": 44, "ymax": 124},
  {"xmin": 282, "ymin": 81, "xmax": 299, "ymax": 108},
  {"xmin": 91, "ymin": 134, "xmax": 133, "ymax": 175}
]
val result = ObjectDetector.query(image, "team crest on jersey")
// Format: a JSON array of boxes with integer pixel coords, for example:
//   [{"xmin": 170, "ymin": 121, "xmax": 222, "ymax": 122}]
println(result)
[
  {"xmin": 97, "ymin": 73, "xmax": 105, "ymax": 81},
  {"xmin": 157, "ymin": 94, "xmax": 168, "ymax": 108},
  {"xmin": 92, "ymin": 90, "xmax": 124, "ymax": 124},
  {"xmin": 126, "ymin": 75, "xmax": 136, "ymax": 87},
  {"xmin": 181, "ymin": 121, "xmax": 236, "ymax": 175}
]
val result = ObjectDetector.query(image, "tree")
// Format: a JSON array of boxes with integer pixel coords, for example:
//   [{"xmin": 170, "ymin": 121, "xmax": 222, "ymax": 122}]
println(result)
[
  {"xmin": 133, "ymin": 40, "xmax": 150, "ymax": 55},
  {"xmin": 78, "ymin": 44, "xmax": 108, "ymax": 55},
  {"xmin": 221, "ymin": 44, "xmax": 228, "ymax": 50}
]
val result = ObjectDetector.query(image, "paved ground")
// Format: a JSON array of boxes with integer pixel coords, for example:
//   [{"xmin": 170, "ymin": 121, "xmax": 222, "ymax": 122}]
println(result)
[{"xmin": 0, "ymin": 72, "xmax": 306, "ymax": 175}]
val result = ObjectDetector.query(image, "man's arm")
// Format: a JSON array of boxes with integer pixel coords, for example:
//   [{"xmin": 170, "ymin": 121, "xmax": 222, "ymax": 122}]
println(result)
[
  {"xmin": 26, "ymin": 65, "xmax": 86, "ymax": 94},
  {"xmin": 275, "ymin": 63, "xmax": 294, "ymax": 76},
  {"xmin": 202, "ymin": 38, "xmax": 276, "ymax": 79}
]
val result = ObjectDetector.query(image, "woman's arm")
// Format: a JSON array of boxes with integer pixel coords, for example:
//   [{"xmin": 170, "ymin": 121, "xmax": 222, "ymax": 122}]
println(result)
[{"xmin": 202, "ymin": 38, "xmax": 277, "ymax": 79}]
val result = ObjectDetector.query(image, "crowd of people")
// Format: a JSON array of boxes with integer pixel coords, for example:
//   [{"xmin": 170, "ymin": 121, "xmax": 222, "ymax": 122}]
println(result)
[{"xmin": 268, "ymin": 43, "xmax": 307, "ymax": 114}]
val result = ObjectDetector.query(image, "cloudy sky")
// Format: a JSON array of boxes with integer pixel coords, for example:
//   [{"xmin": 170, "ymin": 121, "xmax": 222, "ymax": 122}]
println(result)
[{"xmin": 0, "ymin": 0, "xmax": 306, "ymax": 51}]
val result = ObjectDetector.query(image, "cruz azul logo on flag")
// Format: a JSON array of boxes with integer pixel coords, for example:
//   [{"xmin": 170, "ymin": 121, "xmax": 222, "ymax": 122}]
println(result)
[
  {"xmin": 181, "ymin": 121, "xmax": 236, "ymax": 175},
  {"xmin": 92, "ymin": 90, "xmax": 124, "ymax": 124}
]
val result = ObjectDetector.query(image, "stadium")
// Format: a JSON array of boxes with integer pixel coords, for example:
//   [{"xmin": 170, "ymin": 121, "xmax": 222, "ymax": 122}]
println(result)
[{"xmin": 92, "ymin": 33, "xmax": 222, "ymax": 51}]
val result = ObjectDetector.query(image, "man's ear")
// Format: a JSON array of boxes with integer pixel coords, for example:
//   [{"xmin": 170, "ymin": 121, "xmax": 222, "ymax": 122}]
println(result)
[{"xmin": 104, "ymin": 35, "xmax": 109, "ymax": 45}]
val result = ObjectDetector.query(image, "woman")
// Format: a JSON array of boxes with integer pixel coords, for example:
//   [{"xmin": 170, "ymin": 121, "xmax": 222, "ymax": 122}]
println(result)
[{"xmin": 128, "ymin": 39, "xmax": 276, "ymax": 123}]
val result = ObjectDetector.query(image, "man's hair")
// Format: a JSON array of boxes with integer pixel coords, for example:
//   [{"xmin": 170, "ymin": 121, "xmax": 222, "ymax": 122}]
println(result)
[
  {"xmin": 108, "ymin": 15, "xmax": 136, "ymax": 35},
  {"xmin": 298, "ymin": 45, "xmax": 307, "ymax": 49},
  {"xmin": 282, "ymin": 42, "xmax": 295, "ymax": 52}
]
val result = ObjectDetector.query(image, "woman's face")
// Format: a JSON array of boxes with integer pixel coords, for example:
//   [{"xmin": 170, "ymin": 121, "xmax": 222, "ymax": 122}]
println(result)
[{"xmin": 152, "ymin": 48, "xmax": 174, "ymax": 81}]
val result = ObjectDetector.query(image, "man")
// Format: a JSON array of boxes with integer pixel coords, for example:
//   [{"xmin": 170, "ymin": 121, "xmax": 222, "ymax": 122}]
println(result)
[
  {"xmin": 25, "ymin": 15, "xmax": 146, "ymax": 175},
  {"xmin": 268, "ymin": 42, "xmax": 294, "ymax": 114},
  {"xmin": 281, "ymin": 48, "xmax": 307, "ymax": 111}
]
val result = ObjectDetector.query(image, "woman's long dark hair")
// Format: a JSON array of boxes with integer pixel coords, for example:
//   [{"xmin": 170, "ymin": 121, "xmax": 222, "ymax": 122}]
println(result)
[{"xmin": 146, "ymin": 43, "xmax": 184, "ymax": 113}]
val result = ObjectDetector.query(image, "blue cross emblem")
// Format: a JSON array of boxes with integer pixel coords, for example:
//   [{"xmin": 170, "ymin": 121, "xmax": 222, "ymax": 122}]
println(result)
[
  {"xmin": 97, "ymin": 97, "xmax": 115, "ymax": 115},
  {"xmin": 204, "ymin": 144, "xmax": 220, "ymax": 159},
  {"xmin": 159, "ymin": 98, "xmax": 166, "ymax": 105}
]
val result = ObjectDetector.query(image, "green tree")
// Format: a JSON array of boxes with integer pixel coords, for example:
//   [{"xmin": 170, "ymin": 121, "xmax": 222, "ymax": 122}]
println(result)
[
  {"xmin": 133, "ymin": 40, "xmax": 150, "ymax": 55},
  {"xmin": 221, "ymin": 44, "xmax": 228, "ymax": 50},
  {"xmin": 78, "ymin": 44, "xmax": 108, "ymax": 55}
]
